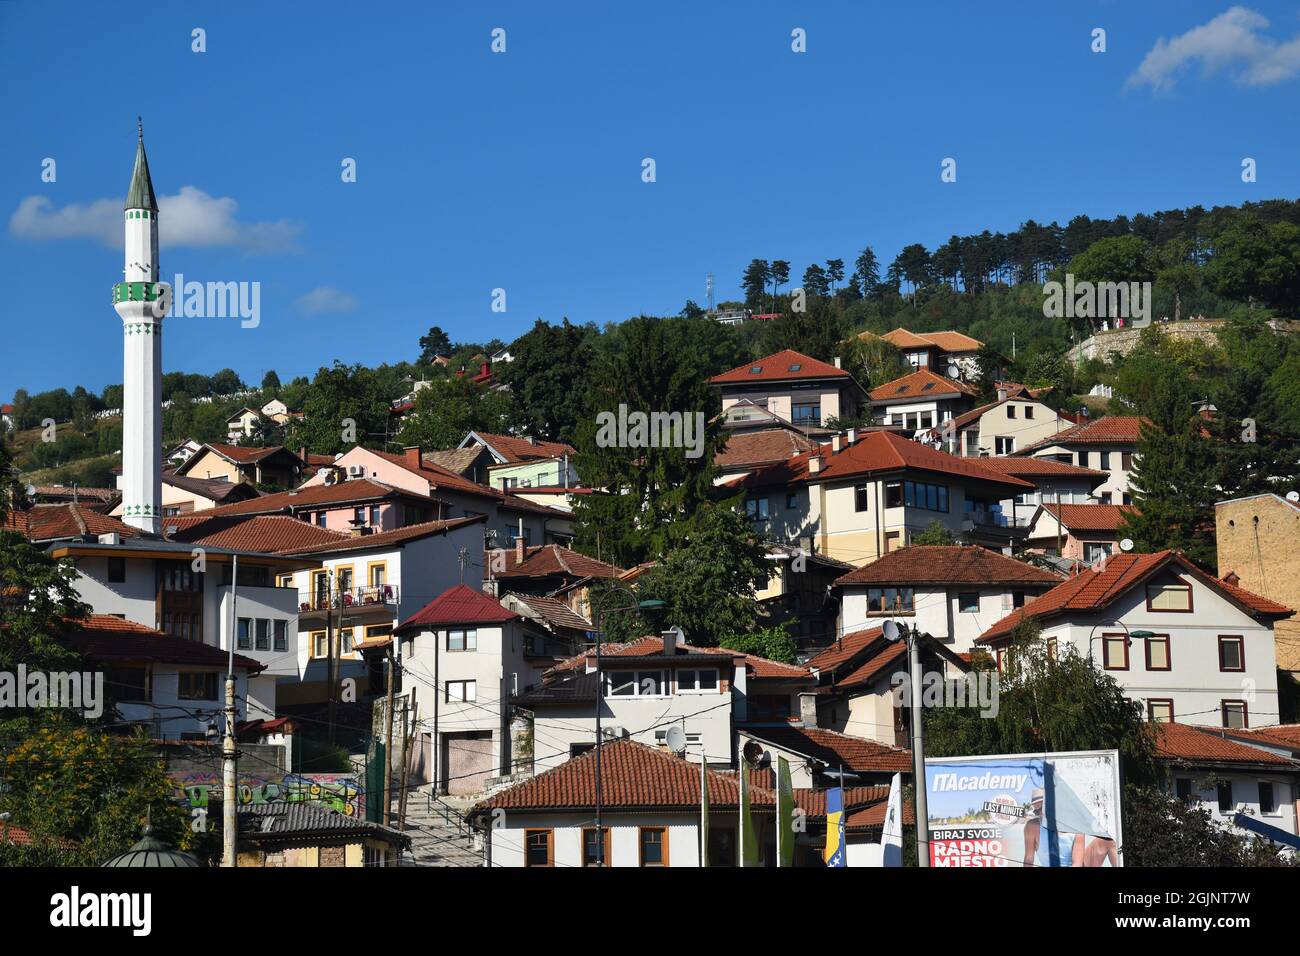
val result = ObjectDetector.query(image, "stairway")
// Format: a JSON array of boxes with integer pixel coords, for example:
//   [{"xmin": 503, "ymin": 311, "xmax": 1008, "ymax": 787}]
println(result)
[{"xmin": 394, "ymin": 788, "xmax": 483, "ymax": 867}]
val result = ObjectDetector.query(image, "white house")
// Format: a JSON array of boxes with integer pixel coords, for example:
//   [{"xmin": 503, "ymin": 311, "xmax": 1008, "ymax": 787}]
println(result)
[
  {"xmin": 833, "ymin": 544, "xmax": 1061, "ymax": 655},
  {"xmin": 868, "ymin": 369, "xmax": 978, "ymax": 435},
  {"xmin": 1015, "ymin": 416, "xmax": 1143, "ymax": 506},
  {"xmin": 394, "ymin": 584, "xmax": 565, "ymax": 795},
  {"xmin": 978, "ymin": 550, "xmax": 1294, "ymax": 730}
]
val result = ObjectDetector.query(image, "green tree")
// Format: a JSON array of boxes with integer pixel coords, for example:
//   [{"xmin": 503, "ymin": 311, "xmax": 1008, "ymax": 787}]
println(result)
[
  {"xmin": 913, "ymin": 520, "xmax": 956, "ymax": 545},
  {"xmin": 396, "ymin": 374, "xmax": 518, "ymax": 451},
  {"xmin": 1205, "ymin": 217, "xmax": 1300, "ymax": 316},
  {"xmin": 418, "ymin": 325, "xmax": 453, "ymax": 363},
  {"xmin": 494, "ymin": 319, "xmax": 596, "ymax": 443},
  {"xmin": 741, "ymin": 259, "xmax": 771, "ymax": 306},
  {"xmin": 260, "ymin": 370, "xmax": 281, "ymax": 396},
  {"xmin": 719, "ymin": 624, "xmax": 798, "ymax": 664}
]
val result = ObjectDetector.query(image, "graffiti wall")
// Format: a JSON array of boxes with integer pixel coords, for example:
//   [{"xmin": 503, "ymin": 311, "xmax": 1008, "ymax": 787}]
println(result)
[{"xmin": 171, "ymin": 771, "xmax": 365, "ymax": 817}]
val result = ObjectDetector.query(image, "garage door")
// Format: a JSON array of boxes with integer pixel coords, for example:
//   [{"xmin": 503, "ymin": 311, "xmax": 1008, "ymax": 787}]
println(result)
[{"xmin": 444, "ymin": 732, "xmax": 494, "ymax": 795}]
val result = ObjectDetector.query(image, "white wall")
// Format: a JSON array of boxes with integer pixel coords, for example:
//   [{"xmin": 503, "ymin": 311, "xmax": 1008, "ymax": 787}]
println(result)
[{"xmin": 487, "ymin": 811, "xmax": 702, "ymax": 867}]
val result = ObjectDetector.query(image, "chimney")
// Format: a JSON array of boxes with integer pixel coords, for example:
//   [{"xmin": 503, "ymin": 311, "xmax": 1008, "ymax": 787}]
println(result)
[
  {"xmin": 662, "ymin": 627, "xmax": 682, "ymax": 656},
  {"xmin": 808, "ymin": 454, "xmax": 823, "ymax": 474},
  {"xmin": 831, "ymin": 435, "xmax": 842, "ymax": 453},
  {"xmin": 404, "ymin": 446, "xmax": 423, "ymax": 468},
  {"xmin": 798, "ymin": 692, "xmax": 819, "ymax": 728},
  {"xmin": 833, "ymin": 356, "xmax": 842, "ymax": 369},
  {"xmin": 997, "ymin": 387, "xmax": 1008, "ymax": 402},
  {"xmin": 515, "ymin": 535, "xmax": 526, "ymax": 564},
  {"xmin": 846, "ymin": 428, "xmax": 857, "ymax": 445},
  {"xmin": 1222, "ymin": 570, "xmax": 1240, "ymax": 587}
]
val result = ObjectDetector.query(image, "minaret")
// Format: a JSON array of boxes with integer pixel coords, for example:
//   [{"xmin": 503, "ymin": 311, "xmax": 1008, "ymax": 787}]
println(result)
[{"xmin": 113, "ymin": 120, "xmax": 164, "ymax": 535}]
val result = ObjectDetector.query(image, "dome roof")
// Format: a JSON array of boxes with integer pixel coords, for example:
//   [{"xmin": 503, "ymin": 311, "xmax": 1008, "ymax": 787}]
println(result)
[{"xmin": 102, "ymin": 830, "xmax": 204, "ymax": 868}]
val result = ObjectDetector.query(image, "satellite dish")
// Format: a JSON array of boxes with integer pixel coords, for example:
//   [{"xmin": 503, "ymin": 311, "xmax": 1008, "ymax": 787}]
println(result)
[
  {"xmin": 323, "ymin": 470, "xmax": 338, "ymax": 485},
  {"xmin": 882, "ymin": 619, "xmax": 906, "ymax": 644},
  {"xmin": 665, "ymin": 725, "xmax": 687, "ymax": 756},
  {"xmin": 946, "ymin": 364, "xmax": 961, "ymax": 379},
  {"xmin": 1119, "ymin": 538, "xmax": 1134, "ymax": 552},
  {"xmin": 1287, "ymin": 491, "xmax": 1300, "ymax": 503},
  {"xmin": 24, "ymin": 483, "xmax": 36, "ymax": 498},
  {"xmin": 742, "ymin": 740, "xmax": 769, "ymax": 769}
]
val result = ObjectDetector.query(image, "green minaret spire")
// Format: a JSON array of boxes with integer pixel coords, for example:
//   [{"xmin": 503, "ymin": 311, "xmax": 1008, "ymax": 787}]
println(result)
[{"xmin": 125, "ymin": 117, "xmax": 158, "ymax": 212}]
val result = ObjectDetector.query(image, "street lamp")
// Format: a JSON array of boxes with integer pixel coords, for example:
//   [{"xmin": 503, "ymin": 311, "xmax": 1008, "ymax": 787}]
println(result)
[
  {"xmin": 882, "ymin": 618, "xmax": 930, "ymax": 867},
  {"xmin": 1086, "ymin": 621, "xmax": 1155, "ymax": 665},
  {"xmin": 590, "ymin": 584, "xmax": 665, "ymax": 866}
]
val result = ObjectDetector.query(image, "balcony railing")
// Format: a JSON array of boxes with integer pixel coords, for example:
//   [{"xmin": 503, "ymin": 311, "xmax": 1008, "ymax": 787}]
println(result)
[{"xmin": 298, "ymin": 584, "xmax": 399, "ymax": 614}]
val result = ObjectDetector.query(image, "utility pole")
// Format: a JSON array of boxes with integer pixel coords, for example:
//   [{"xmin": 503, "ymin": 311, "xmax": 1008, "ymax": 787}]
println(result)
[
  {"xmin": 594, "ymin": 602, "xmax": 604, "ymax": 866},
  {"xmin": 907, "ymin": 628, "xmax": 929, "ymax": 868},
  {"xmin": 433, "ymin": 621, "xmax": 441, "ymax": 796},
  {"xmin": 222, "ymin": 553, "xmax": 239, "ymax": 868},
  {"xmin": 325, "ymin": 570, "xmax": 337, "ymax": 747},
  {"xmin": 383, "ymin": 645, "xmax": 396, "ymax": 827},
  {"xmin": 398, "ymin": 699, "xmax": 417, "ymax": 834}
]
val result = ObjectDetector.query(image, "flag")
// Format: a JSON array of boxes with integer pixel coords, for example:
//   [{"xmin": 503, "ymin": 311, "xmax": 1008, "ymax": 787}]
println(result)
[
  {"xmin": 738, "ymin": 764, "xmax": 759, "ymax": 867},
  {"xmin": 700, "ymin": 753, "xmax": 710, "ymax": 867},
  {"xmin": 776, "ymin": 756, "xmax": 795, "ymax": 867},
  {"xmin": 824, "ymin": 785, "xmax": 846, "ymax": 867},
  {"xmin": 881, "ymin": 772, "xmax": 903, "ymax": 867}
]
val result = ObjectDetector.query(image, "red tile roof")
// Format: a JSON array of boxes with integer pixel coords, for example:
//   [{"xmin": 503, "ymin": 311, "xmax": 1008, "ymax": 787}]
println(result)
[
  {"xmin": 726, "ymin": 431, "xmax": 1033, "ymax": 493},
  {"xmin": 880, "ymin": 328, "xmax": 982, "ymax": 353},
  {"xmin": 836, "ymin": 640, "xmax": 907, "ymax": 688},
  {"xmin": 540, "ymin": 635, "xmax": 800, "ymax": 680},
  {"xmin": 1152, "ymin": 722, "xmax": 1296, "ymax": 766},
  {"xmin": 276, "ymin": 515, "xmax": 486, "ymax": 556},
  {"xmin": 508, "ymin": 593, "xmax": 593, "ymax": 631},
  {"xmin": 184, "ymin": 443, "xmax": 299, "ymax": 467},
  {"xmin": 979, "ymin": 551, "xmax": 1293, "ymax": 643},
  {"xmin": 710, "ymin": 349, "xmax": 849, "ymax": 385},
  {"xmin": 974, "ymin": 456, "xmax": 1107, "ymax": 481},
  {"xmin": 807, "ymin": 627, "xmax": 885, "ymax": 674},
  {"xmin": 369, "ymin": 449, "xmax": 502, "ymax": 499},
  {"xmin": 489, "ymin": 543, "xmax": 623, "ymax": 581},
  {"xmin": 1227, "ymin": 725, "xmax": 1300, "ymax": 752},
  {"xmin": 204, "ymin": 478, "xmax": 407, "ymax": 517},
  {"xmin": 834, "ymin": 545, "xmax": 1060, "ymax": 587},
  {"xmin": 715, "ymin": 429, "xmax": 817, "ymax": 470},
  {"xmin": 5, "ymin": 504, "xmax": 138, "ymax": 543},
  {"xmin": 869, "ymin": 368, "xmax": 978, "ymax": 402},
  {"xmin": 168, "ymin": 514, "xmax": 347, "ymax": 553},
  {"xmin": 69, "ymin": 614, "xmax": 264, "ymax": 671},
  {"xmin": 396, "ymin": 583, "xmax": 520, "ymax": 631},
  {"xmin": 469, "ymin": 431, "xmax": 575, "ymax": 464},
  {"xmin": 847, "ymin": 797, "xmax": 915, "ymax": 830},
  {"xmin": 1017, "ymin": 416, "xmax": 1146, "ymax": 452},
  {"xmin": 1038, "ymin": 503, "xmax": 1136, "ymax": 532},
  {"xmin": 742, "ymin": 726, "xmax": 913, "ymax": 773}
]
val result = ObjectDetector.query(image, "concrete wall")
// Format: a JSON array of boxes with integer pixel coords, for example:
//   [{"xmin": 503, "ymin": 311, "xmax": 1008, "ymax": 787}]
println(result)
[{"xmin": 1216, "ymin": 495, "xmax": 1300, "ymax": 674}]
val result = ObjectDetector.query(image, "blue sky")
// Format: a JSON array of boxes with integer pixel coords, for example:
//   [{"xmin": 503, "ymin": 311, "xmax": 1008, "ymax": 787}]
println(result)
[{"xmin": 3, "ymin": 1, "xmax": 1300, "ymax": 397}]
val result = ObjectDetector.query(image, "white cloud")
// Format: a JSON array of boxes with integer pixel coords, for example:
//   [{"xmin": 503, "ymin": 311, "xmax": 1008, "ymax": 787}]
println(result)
[
  {"xmin": 1129, "ymin": 6, "xmax": 1300, "ymax": 92},
  {"xmin": 8, "ymin": 186, "xmax": 302, "ymax": 253},
  {"xmin": 295, "ymin": 286, "xmax": 358, "ymax": 314}
]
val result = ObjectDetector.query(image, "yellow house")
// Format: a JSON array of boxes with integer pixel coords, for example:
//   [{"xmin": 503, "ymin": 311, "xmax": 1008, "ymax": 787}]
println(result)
[{"xmin": 236, "ymin": 802, "xmax": 409, "ymax": 867}]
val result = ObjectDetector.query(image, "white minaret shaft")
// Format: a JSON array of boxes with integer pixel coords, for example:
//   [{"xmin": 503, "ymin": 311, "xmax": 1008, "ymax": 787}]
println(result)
[{"xmin": 113, "ymin": 120, "xmax": 164, "ymax": 535}]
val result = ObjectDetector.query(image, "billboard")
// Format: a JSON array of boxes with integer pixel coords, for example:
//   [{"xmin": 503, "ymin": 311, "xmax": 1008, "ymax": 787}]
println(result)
[{"xmin": 925, "ymin": 749, "xmax": 1122, "ymax": 867}]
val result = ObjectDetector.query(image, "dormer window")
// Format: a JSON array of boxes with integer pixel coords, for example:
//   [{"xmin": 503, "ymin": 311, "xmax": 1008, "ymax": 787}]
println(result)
[
  {"xmin": 788, "ymin": 364, "xmax": 801, "ymax": 372},
  {"xmin": 749, "ymin": 366, "xmax": 762, "ymax": 375}
]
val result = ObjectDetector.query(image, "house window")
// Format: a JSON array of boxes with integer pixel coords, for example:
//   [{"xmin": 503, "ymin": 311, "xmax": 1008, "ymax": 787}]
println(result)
[
  {"xmin": 639, "ymin": 827, "xmax": 668, "ymax": 867},
  {"xmin": 237, "ymin": 617, "xmax": 252, "ymax": 650},
  {"xmin": 866, "ymin": 587, "xmax": 914, "ymax": 612},
  {"xmin": 582, "ymin": 827, "xmax": 611, "ymax": 867},
  {"xmin": 958, "ymin": 592, "xmax": 979, "ymax": 613},
  {"xmin": 995, "ymin": 437, "xmax": 1015, "ymax": 455},
  {"xmin": 1100, "ymin": 452, "xmax": 1111, "ymax": 470},
  {"xmin": 353, "ymin": 507, "xmax": 366, "ymax": 527},
  {"xmin": 792, "ymin": 403, "xmax": 820, "ymax": 425},
  {"xmin": 1146, "ymin": 582, "xmax": 1191, "ymax": 612},
  {"xmin": 255, "ymin": 618, "xmax": 270, "ymax": 651},
  {"xmin": 446, "ymin": 680, "xmax": 476, "ymax": 702},
  {"xmin": 1259, "ymin": 782, "xmax": 1276, "ymax": 815},
  {"xmin": 369, "ymin": 564, "xmax": 387, "ymax": 588},
  {"xmin": 1084, "ymin": 542, "xmax": 1112, "ymax": 564},
  {"xmin": 1101, "ymin": 633, "xmax": 1129, "ymax": 670},
  {"xmin": 708, "ymin": 828, "xmax": 736, "ymax": 867},
  {"xmin": 524, "ymin": 830, "xmax": 553, "ymax": 867},
  {"xmin": 677, "ymin": 669, "xmax": 719, "ymax": 693},
  {"xmin": 1147, "ymin": 699, "xmax": 1174, "ymax": 723},
  {"xmin": 312, "ymin": 631, "xmax": 327, "ymax": 658},
  {"xmin": 1024, "ymin": 406, "xmax": 1034, "ymax": 419},
  {"xmin": 1121, "ymin": 453, "xmax": 1133, "ymax": 471},
  {"xmin": 316, "ymin": 512, "xmax": 327, "ymax": 527},
  {"xmin": 855, "ymin": 484, "xmax": 871, "ymax": 512},
  {"xmin": 274, "ymin": 620, "xmax": 288, "ymax": 652},
  {"xmin": 1175, "ymin": 778, "xmax": 1193, "ymax": 802},
  {"xmin": 108, "ymin": 557, "xmax": 126, "ymax": 583},
  {"xmin": 1217, "ymin": 780, "xmax": 1233, "ymax": 813},
  {"xmin": 1045, "ymin": 637, "xmax": 1057, "ymax": 662},
  {"xmin": 177, "ymin": 672, "xmax": 219, "ymax": 701},
  {"xmin": 105, "ymin": 665, "xmax": 150, "ymax": 702},
  {"xmin": 1006, "ymin": 405, "xmax": 1016, "ymax": 419},
  {"xmin": 1144, "ymin": 634, "xmax": 1171, "ymax": 671},
  {"xmin": 340, "ymin": 628, "xmax": 354, "ymax": 655},
  {"xmin": 1218, "ymin": 636, "xmax": 1244, "ymax": 672},
  {"xmin": 883, "ymin": 481, "xmax": 903, "ymax": 508},
  {"xmin": 447, "ymin": 628, "xmax": 478, "ymax": 652},
  {"xmin": 1221, "ymin": 700, "xmax": 1248, "ymax": 729},
  {"xmin": 902, "ymin": 480, "xmax": 949, "ymax": 513},
  {"xmin": 786, "ymin": 491, "xmax": 799, "ymax": 509},
  {"xmin": 369, "ymin": 505, "xmax": 381, "ymax": 526},
  {"xmin": 605, "ymin": 671, "xmax": 665, "ymax": 697},
  {"xmin": 746, "ymin": 498, "xmax": 769, "ymax": 522}
]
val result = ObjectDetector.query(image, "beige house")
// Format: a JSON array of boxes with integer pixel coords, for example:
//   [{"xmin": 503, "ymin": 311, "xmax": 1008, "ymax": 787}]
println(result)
[
  {"xmin": 876, "ymin": 328, "xmax": 985, "ymax": 380},
  {"xmin": 939, "ymin": 391, "xmax": 1078, "ymax": 457},
  {"xmin": 710, "ymin": 349, "xmax": 867, "ymax": 429},
  {"xmin": 724, "ymin": 430, "xmax": 1034, "ymax": 567},
  {"xmin": 1015, "ymin": 416, "xmax": 1144, "ymax": 506},
  {"xmin": 868, "ymin": 369, "xmax": 978, "ymax": 434},
  {"xmin": 174, "ymin": 442, "xmax": 305, "ymax": 490},
  {"xmin": 1216, "ymin": 493, "xmax": 1300, "ymax": 677}
]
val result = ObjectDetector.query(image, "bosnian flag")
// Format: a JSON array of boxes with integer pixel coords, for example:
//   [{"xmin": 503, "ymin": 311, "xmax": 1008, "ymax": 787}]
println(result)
[{"xmin": 824, "ymin": 786, "xmax": 846, "ymax": 867}]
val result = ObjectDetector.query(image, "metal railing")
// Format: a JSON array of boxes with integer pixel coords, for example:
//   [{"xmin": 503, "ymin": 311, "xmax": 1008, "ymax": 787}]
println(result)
[{"xmin": 298, "ymin": 584, "xmax": 399, "ymax": 613}]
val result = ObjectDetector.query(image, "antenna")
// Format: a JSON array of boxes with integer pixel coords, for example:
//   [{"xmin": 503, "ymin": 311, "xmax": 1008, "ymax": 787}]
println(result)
[
  {"xmin": 741, "ymin": 740, "xmax": 769, "ymax": 769},
  {"xmin": 705, "ymin": 273, "xmax": 715, "ymax": 313}
]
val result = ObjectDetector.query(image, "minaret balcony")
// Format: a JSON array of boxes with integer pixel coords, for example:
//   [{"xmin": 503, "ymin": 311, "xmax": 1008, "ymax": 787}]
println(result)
[{"xmin": 113, "ymin": 281, "xmax": 168, "ymax": 304}]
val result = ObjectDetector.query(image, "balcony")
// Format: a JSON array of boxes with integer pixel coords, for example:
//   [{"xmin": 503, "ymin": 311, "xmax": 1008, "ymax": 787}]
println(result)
[
  {"xmin": 298, "ymin": 584, "xmax": 400, "ymax": 623},
  {"xmin": 964, "ymin": 510, "xmax": 1030, "ymax": 537}
]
